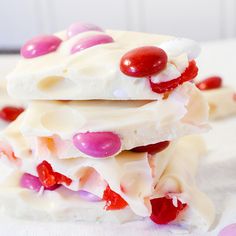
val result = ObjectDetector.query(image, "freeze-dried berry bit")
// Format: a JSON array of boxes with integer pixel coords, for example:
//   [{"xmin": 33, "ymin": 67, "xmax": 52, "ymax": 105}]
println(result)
[
  {"xmin": 149, "ymin": 60, "xmax": 198, "ymax": 94},
  {"xmin": 37, "ymin": 160, "xmax": 72, "ymax": 188},
  {"xmin": 0, "ymin": 106, "xmax": 24, "ymax": 122},
  {"xmin": 150, "ymin": 197, "xmax": 187, "ymax": 224},
  {"xmin": 103, "ymin": 185, "xmax": 128, "ymax": 210},
  {"xmin": 131, "ymin": 141, "xmax": 170, "ymax": 155}
]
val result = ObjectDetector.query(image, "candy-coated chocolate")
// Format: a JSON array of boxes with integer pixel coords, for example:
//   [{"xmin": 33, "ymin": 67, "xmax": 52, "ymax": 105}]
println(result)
[
  {"xmin": 120, "ymin": 46, "xmax": 168, "ymax": 77},
  {"xmin": 21, "ymin": 35, "xmax": 62, "ymax": 58},
  {"xmin": 196, "ymin": 76, "xmax": 222, "ymax": 91},
  {"xmin": 218, "ymin": 223, "xmax": 236, "ymax": 236},
  {"xmin": 20, "ymin": 173, "xmax": 42, "ymax": 192},
  {"xmin": 71, "ymin": 34, "xmax": 114, "ymax": 54},
  {"xmin": 67, "ymin": 22, "xmax": 103, "ymax": 38},
  {"xmin": 78, "ymin": 190, "xmax": 102, "ymax": 202},
  {"xmin": 73, "ymin": 131, "xmax": 121, "ymax": 158}
]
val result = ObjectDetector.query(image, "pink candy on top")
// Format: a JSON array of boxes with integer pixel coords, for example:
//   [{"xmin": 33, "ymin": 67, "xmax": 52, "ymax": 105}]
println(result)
[
  {"xmin": 67, "ymin": 22, "xmax": 103, "ymax": 38},
  {"xmin": 73, "ymin": 131, "xmax": 121, "ymax": 158},
  {"xmin": 21, "ymin": 35, "xmax": 62, "ymax": 59},
  {"xmin": 71, "ymin": 34, "xmax": 114, "ymax": 54}
]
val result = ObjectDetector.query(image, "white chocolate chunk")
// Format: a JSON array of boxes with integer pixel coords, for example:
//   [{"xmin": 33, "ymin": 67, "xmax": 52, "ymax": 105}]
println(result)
[{"xmin": 6, "ymin": 31, "xmax": 200, "ymax": 100}]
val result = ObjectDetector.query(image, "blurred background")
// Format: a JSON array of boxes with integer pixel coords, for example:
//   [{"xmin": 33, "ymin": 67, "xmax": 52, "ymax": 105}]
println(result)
[{"xmin": 0, "ymin": 0, "xmax": 236, "ymax": 52}]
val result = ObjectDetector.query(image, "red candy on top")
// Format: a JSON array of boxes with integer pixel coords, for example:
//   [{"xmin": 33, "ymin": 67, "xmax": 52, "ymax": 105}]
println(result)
[
  {"xmin": 37, "ymin": 160, "xmax": 72, "ymax": 188},
  {"xmin": 150, "ymin": 196, "xmax": 187, "ymax": 225},
  {"xmin": 131, "ymin": 141, "xmax": 170, "ymax": 155},
  {"xmin": 103, "ymin": 185, "xmax": 128, "ymax": 210},
  {"xmin": 196, "ymin": 76, "xmax": 222, "ymax": 90},
  {"xmin": 149, "ymin": 61, "xmax": 198, "ymax": 94},
  {"xmin": 0, "ymin": 106, "xmax": 24, "ymax": 122},
  {"xmin": 120, "ymin": 46, "xmax": 168, "ymax": 77}
]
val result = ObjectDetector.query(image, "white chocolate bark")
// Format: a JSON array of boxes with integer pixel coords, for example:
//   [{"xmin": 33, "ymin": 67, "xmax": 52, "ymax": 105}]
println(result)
[
  {"xmin": 0, "ymin": 135, "xmax": 214, "ymax": 230},
  {"xmin": 203, "ymin": 87, "xmax": 236, "ymax": 120},
  {"xmin": 6, "ymin": 30, "xmax": 199, "ymax": 100},
  {"xmin": 2, "ymin": 83, "xmax": 209, "ymax": 159}
]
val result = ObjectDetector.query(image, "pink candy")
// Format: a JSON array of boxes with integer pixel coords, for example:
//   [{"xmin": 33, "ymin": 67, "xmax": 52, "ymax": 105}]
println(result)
[
  {"xmin": 78, "ymin": 190, "xmax": 102, "ymax": 202},
  {"xmin": 67, "ymin": 22, "xmax": 103, "ymax": 38},
  {"xmin": 20, "ymin": 173, "xmax": 42, "ymax": 192},
  {"xmin": 21, "ymin": 35, "xmax": 62, "ymax": 58},
  {"xmin": 218, "ymin": 223, "xmax": 236, "ymax": 236},
  {"xmin": 71, "ymin": 34, "xmax": 114, "ymax": 54},
  {"xmin": 73, "ymin": 131, "xmax": 121, "ymax": 158}
]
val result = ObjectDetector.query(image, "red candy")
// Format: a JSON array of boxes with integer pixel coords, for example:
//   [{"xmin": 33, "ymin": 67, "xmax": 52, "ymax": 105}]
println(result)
[
  {"xmin": 37, "ymin": 160, "xmax": 72, "ymax": 188},
  {"xmin": 120, "ymin": 46, "xmax": 168, "ymax": 77},
  {"xmin": 196, "ymin": 76, "xmax": 222, "ymax": 90},
  {"xmin": 149, "ymin": 61, "xmax": 198, "ymax": 94},
  {"xmin": 131, "ymin": 141, "xmax": 170, "ymax": 155},
  {"xmin": 0, "ymin": 106, "xmax": 24, "ymax": 122},
  {"xmin": 103, "ymin": 185, "xmax": 128, "ymax": 210},
  {"xmin": 150, "ymin": 197, "xmax": 187, "ymax": 225}
]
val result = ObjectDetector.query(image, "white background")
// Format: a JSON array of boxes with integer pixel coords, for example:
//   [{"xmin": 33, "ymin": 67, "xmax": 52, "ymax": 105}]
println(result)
[{"xmin": 1, "ymin": 0, "xmax": 236, "ymax": 48}]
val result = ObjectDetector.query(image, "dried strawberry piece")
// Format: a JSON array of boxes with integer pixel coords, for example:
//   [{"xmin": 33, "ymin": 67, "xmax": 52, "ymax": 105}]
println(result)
[
  {"xmin": 149, "ymin": 60, "xmax": 198, "ymax": 94},
  {"xmin": 103, "ymin": 185, "xmax": 128, "ymax": 210},
  {"xmin": 196, "ymin": 76, "xmax": 222, "ymax": 90},
  {"xmin": 131, "ymin": 141, "xmax": 170, "ymax": 155},
  {"xmin": 150, "ymin": 197, "xmax": 187, "ymax": 225},
  {"xmin": 0, "ymin": 106, "xmax": 24, "ymax": 122},
  {"xmin": 179, "ymin": 60, "xmax": 198, "ymax": 84},
  {"xmin": 37, "ymin": 160, "xmax": 72, "ymax": 188}
]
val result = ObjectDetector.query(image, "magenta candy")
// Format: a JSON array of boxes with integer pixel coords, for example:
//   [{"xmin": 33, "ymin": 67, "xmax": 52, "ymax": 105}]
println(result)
[
  {"xmin": 67, "ymin": 22, "xmax": 103, "ymax": 38},
  {"xmin": 21, "ymin": 35, "xmax": 62, "ymax": 58},
  {"xmin": 20, "ymin": 173, "xmax": 42, "ymax": 192},
  {"xmin": 20, "ymin": 173, "xmax": 60, "ymax": 192},
  {"xmin": 71, "ymin": 34, "xmax": 114, "ymax": 54},
  {"xmin": 78, "ymin": 190, "xmax": 102, "ymax": 202},
  {"xmin": 218, "ymin": 223, "xmax": 236, "ymax": 236},
  {"xmin": 73, "ymin": 131, "xmax": 121, "ymax": 158}
]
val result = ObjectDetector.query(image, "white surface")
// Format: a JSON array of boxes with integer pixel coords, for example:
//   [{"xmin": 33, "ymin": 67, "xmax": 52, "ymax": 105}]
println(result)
[{"xmin": 0, "ymin": 40, "xmax": 235, "ymax": 235}]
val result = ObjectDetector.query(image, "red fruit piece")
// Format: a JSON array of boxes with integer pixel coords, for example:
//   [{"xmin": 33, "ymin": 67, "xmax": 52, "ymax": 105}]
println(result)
[
  {"xmin": 103, "ymin": 185, "xmax": 128, "ymax": 210},
  {"xmin": 179, "ymin": 60, "xmax": 198, "ymax": 84},
  {"xmin": 131, "ymin": 141, "xmax": 170, "ymax": 155},
  {"xmin": 196, "ymin": 76, "xmax": 222, "ymax": 90},
  {"xmin": 120, "ymin": 46, "xmax": 168, "ymax": 77},
  {"xmin": 0, "ymin": 106, "xmax": 24, "ymax": 122},
  {"xmin": 37, "ymin": 160, "xmax": 72, "ymax": 188},
  {"xmin": 149, "ymin": 60, "xmax": 198, "ymax": 94},
  {"xmin": 150, "ymin": 197, "xmax": 187, "ymax": 225}
]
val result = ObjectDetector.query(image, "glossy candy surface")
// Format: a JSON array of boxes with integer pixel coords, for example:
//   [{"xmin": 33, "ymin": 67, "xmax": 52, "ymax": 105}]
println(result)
[
  {"xmin": 20, "ymin": 173, "xmax": 42, "ymax": 192},
  {"xmin": 73, "ymin": 132, "xmax": 121, "ymax": 158},
  {"xmin": 150, "ymin": 197, "xmax": 187, "ymax": 224},
  {"xmin": 71, "ymin": 34, "xmax": 114, "ymax": 54},
  {"xmin": 196, "ymin": 76, "xmax": 222, "ymax": 90},
  {"xmin": 21, "ymin": 35, "xmax": 62, "ymax": 58},
  {"xmin": 67, "ymin": 22, "xmax": 103, "ymax": 38},
  {"xmin": 120, "ymin": 46, "xmax": 168, "ymax": 77}
]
